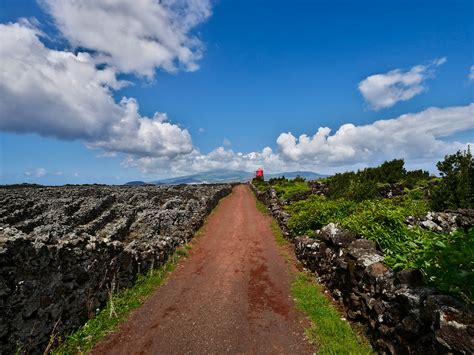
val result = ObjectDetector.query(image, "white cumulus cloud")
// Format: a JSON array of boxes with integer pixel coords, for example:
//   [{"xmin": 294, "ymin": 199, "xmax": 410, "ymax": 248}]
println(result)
[
  {"xmin": 124, "ymin": 103, "xmax": 474, "ymax": 175},
  {"xmin": 40, "ymin": 0, "xmax": 211, "ymax": 78},
  {"xmin": 469, "ymin": 65, "xmax": 474, "ymax": 81},
  {"xmin": 0, "ymin": 21, "xmax": 193, "ymax": 158},
  {"xmin": 123, "ymin": 146, "xmax": 293, "ymax": 175},
  {"xmin": 358, "ymin": 58, "xmax": 446, "ymax": 110},
  {"xmin": 276, "ymin": 103, "xmax": 473, "ymax": 166}
]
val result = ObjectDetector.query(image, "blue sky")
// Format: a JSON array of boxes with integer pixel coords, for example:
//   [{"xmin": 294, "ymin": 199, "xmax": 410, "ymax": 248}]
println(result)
[{"xmin": 0, "ymin": 0, "xmax": 473, "ymax": 184}]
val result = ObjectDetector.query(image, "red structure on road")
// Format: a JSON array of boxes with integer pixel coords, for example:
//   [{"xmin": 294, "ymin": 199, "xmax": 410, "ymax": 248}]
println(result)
[{"xmin": 255, "ymin": 168, "xmax": 264, "ymax": 179}]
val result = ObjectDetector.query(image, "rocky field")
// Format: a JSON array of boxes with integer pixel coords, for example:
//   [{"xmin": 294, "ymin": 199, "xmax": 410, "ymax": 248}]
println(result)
[{"xmin": 0, "ymin": 184, "xmax": 232, "ymax": 353}]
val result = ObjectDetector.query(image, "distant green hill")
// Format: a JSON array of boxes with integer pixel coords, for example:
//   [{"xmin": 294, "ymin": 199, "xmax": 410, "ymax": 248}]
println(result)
[
  {"xmin": 124, "ymin": 181, "xmax": 147, "ymax": 186},
  {"xmin": 125, "ymin": 169, "xmax": 327, "ymax": 185},
  {"xmin": 150, "ymin": 169, "xmax": 252, "ymax": 184}
]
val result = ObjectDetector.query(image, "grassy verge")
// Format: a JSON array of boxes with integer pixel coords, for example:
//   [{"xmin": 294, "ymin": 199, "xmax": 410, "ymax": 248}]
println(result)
[
  {"xmin": 255, "ymin": 197, "xmax": 372, "ymax": 354},
  {"xmin": 255, "ymin": 199, "xmax": 285, "ymax": 247},
  {"xmin": 51, "ymin": 250, "xmax": 185, "ymax": 354},
  {"xmin": 291, "ymin": 273, "xmax": 372, "ymax": 354},
  {"xmin": 270, "ymin": 220, "xmax": 287, "ymax": 247},
  {"xmin": 255, "ymin": 199, "xmax": 268, "ymax": 214}
]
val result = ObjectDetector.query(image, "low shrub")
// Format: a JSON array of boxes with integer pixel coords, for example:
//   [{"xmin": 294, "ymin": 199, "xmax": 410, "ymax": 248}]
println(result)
[
  {"xmin": 286, "ymin": 195, "xmax": 356, "ymax": 236},
  {"xmin": 412, "ymin": 227, "xmax": 474, "ymax": 303},
  {"xmin": 273, "ymin": 180, "xmax": 310, "ymax": 200},
  {"xmin": 285, "ymin": 193, "xmax": 472, "ymax": 302},
  {"xmin": 251, "ymin": 177, "xmax": 268, "ymax": 192}
]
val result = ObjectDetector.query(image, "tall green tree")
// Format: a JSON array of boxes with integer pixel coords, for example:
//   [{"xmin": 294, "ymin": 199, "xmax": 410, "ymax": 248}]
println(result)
[{"xmin": 431, "ymin": 147, "xmax": 474, "ymax": 210}]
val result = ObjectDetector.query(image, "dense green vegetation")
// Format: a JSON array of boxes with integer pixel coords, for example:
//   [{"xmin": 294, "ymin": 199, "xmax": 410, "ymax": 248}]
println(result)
[
  {"xmin": 287, "ymin": 194, "xmax": 473, "ymax": 302},
  {"xmin": 252, "ymin": 175, "xmax": 311, "ymax": 200},
  {"xmin": 430, "ymin": 147, "xmax": 474, "ymax": 210},
  {"xmin": 273, "ymin": 180, "xmax": 310, "ymax": 200},
  {"xmin": 254, "ymin": 149, "xmax": 474, "ymax": 303},
  {"xmin": 324, "ymin": 159, "xmax": 431, "ymax": 201}
]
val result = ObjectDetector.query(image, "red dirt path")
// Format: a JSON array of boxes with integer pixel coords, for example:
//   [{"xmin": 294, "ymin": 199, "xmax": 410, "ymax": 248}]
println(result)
[{"xmin": 92, "ymin": 184, "xmax": 314, "ymax": 354}]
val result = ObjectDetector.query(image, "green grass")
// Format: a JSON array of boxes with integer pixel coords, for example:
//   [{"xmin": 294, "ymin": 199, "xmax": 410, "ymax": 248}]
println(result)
[
  {"xmin": 255, "ymin": 199, "xmax": 269, "ymax": 214},
  {"xmin": 175, "ymin": 247, "xmax": 189, "ymax": 257},
  {"xmin": 270, "ymin": 220, "xmax": 287, "ymax": 247},
  {"xmin": 51, "ymin": 251, "xmax": 184, "ymax": 354},
  {"xmin": 291, "ymin": 273, "xmax": 373, "ymax": 355}
]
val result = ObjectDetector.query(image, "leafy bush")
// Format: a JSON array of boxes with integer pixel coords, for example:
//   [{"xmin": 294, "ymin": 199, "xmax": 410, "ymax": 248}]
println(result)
[
  {"xmin": 403, "ymin": 169, "xmax": 431, "ymax": 189},
  {"xmin": 343, "ymin": 178, "xmax": 379, "ymax": 201},
  {"xmin": 286, "ymin": 195, "xmax": 357, "ymax": 236},
  {"xmin": 273, "ymin": 180, "xmax": 310, "ymax": 200},
  {"xmin": 293, "ymin": 175, "xmax": 306, "ymax": 183},
  {"xmin": 338, "ymin": 198, "xmax": 431, "ymax": 268},
  {"xmin": 268, "ymin": 176, "xmax": 288, "ymax": 185},
  {"xmin": 257, "ymin": 176, "xmax": 310, "ymax": 200},
  {"xmin": 326, "ymin": 159, "xmax": 431, "ymax": 200},
  {"xmin": 373, "ymin": 159, "xmax": 406, "ymax": 183},
  {"xmin": 252, "ymin": 177, "xmax": 268, "ymax": 192},
  {"xmin": 412, "ymin": 228, "xmax": 474, "ymax": 303},
  {"xmin": 430, "ymin": 148, "xmax": 474, "ymax": 210}
]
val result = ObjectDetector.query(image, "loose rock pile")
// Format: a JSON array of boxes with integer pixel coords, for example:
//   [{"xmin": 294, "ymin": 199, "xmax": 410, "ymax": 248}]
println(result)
[
  {"xmin": 406, "ymin": 209, "xmax": 474, "ymax": 233},
  {"xmin": 308, "ymin": 181, "xmax": 330, "ymax": 196},
  {"xmin": 0, "ymin": 184, "xmax": 232, "ymax": 353},
  {"xmin": 251, "ymin": 184, "xmax": 474, "ymax": 354}
]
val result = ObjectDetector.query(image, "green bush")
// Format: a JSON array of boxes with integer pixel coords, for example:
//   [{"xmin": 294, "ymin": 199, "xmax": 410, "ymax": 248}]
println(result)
[
  {"xmin": 403, "ymin": 169, "xmax": 431, "ymax": 189},
  {"xmin": 285, "ymin": 192, "xmax": 472, "ymax": 302},
  {"xmin": 273, "ymin": 180, "xmax": 310, "ymax": 200},
  {"xmin": 268, "ymin": 176, "xmax": 288, "ymax": 185},
  {"xmin": 413, "ymin": 228, "xmax": 474, "ymax": 303},
  {"xmin": 252, "ymin": 177, "xmax": 268, "ymax": 192},
  {"xmin": 253, "ymin": 176, "xmax": 310, "ymax": 199},
  {"xmin": 326, "ymin": 159, "xmax": 432, "ymax": 200},
  {"xmin": 343, "ymin": 178, "xmax": 379, "ymax": 201},
  {"xmin": 338, "ymin": 198, "xmax": 431, "ymax": 268},
  {"xmin": 293, "ymin": 175, "xmax": 306, "ymax": 183},
  {"xmin": 286, "ymin": 195, "xmax": 356, "ymax": 236},
  {"xmin": 430, "ymin": 148, "xmax": 474, "ymax": 210}
]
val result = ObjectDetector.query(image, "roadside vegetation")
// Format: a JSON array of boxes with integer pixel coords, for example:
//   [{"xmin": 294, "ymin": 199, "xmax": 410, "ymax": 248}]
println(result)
[
  {"xmin": 256, "ymin": 198, "xmax": 372, "ymax": 354},
  {"xmin": 292, "ymin": 273, "xmax": 372, "ymax": 355},
  {"xmin": 253, "ymin": 148, "xmax": 474, "ymax": 303}
]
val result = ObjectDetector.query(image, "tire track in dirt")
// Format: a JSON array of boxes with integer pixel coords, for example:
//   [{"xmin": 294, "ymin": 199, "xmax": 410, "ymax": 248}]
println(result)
[{"xmin": 92, "ymin": 184, "xmax": 313, "ymax": 354}]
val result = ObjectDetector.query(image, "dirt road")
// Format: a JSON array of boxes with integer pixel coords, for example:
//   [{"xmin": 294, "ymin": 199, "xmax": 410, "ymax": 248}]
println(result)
[{"xmin": 92, "ymin": 184, "xmax": 313, "ymax": 354}]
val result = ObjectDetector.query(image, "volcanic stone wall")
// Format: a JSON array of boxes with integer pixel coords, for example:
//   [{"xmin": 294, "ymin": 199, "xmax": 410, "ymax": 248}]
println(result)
[
  {"xmin": 251, "ymin": 184, "xmax": 474, "ymax": 354},
  {"xmin": 0, "ymin": 184, "xmax": 232, "ymax": 353}
]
